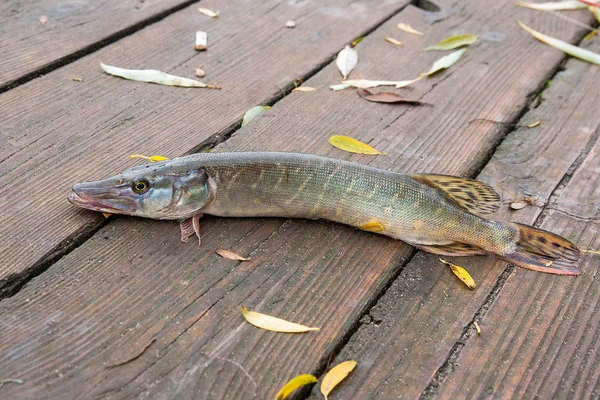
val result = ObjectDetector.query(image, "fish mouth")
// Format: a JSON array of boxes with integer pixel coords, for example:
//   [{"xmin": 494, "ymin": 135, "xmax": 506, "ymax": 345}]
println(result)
[{"xmin": 68, "ymin": 187, "xmax": 122, "ymax": 213}]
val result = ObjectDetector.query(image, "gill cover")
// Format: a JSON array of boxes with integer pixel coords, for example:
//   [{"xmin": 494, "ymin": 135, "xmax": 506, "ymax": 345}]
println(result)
[{"xmin": 166, "ymin": 169, "xmax": 216, "ymax": 218}]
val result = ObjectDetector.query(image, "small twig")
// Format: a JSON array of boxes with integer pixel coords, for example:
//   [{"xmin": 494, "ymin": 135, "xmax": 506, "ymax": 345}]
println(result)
[
  {"xmin": 0, "ymin": 378, "xmax": 24, "ymax": 388},
  {"xmin": 106, "ymin": 338, "xmax": 157, "ymax": 368}
]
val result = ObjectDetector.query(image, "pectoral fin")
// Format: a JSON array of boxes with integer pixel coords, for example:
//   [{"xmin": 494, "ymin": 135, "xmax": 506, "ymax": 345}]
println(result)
[
  {"xmin": 410, "ymin": 174, "xmax": 500, "ymax": 217},
  {"xmin": 180, "ymin": 213, "xmax": 203, "ymax": 246},
  {"xmin": 411, "ymin": 241, "xmax": 486, "ymax": 256}
]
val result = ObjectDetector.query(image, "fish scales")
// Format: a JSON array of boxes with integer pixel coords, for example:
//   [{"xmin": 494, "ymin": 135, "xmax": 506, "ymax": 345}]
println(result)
[{"xmin": 69, "ymin": 152, "xmax": 581, "ymax": 275}]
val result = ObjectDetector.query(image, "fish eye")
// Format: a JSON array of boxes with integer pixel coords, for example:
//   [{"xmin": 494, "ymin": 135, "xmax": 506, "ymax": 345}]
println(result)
[{"xmin": 132, "ymin": 179, "xmax": 150, "ymax": 194}]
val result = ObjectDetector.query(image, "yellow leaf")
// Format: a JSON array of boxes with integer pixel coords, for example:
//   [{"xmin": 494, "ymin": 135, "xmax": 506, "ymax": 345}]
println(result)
[
  {"xmin": 328, "ymin": 135, "xmax": 385, "ymax": 155},
  {"xmin": 359, "ymin": 221, "xmax": 385, "ymax": 232},
  {"xmin": 198, "ymin": 8, "xmax": 219, "ymax": 18},
  {"xmin": 397, "ymin": 22, "xmax": 423, "ymax": 35},
  {"xmin": 385, "ymin": 37, "xmax": 404, "ymax": 46},
  {"xmin": 241, "ymin": 306, "xmax": 320, "ymax": 333},
  {"xmin": 425, "ymin": 34, "xmax": 478, "ymax": 51},
  {"xmin": 275, "ymin": 374, "xmax": 317, "ymax": 400},
  {"xmin": 439, "ymin": 258, "xmax": 476, "ymax": 289},
  {"xmin": 216, "ymin": 249, "xmax": 251, "ymax": 261},
  {"xmin": 292, "ymin": 87, "xmax": 316, "ymax": 92},
  {"xmin": 320, "ymin": 360, "xmax": 358, "ymax": 400},
  {"xmin": 130, "ymin": 154, "xmax": 169, "ymax": 162},
  {"xmin": 351, "ymin": 36, "xmax": 365, "ymax": 47}
]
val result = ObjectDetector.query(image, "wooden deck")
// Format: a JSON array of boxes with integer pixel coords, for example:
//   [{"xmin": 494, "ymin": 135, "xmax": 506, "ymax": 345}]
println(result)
[{"xmin": 1, "ymin": 1, "xmax": 599, "ymax": 398}]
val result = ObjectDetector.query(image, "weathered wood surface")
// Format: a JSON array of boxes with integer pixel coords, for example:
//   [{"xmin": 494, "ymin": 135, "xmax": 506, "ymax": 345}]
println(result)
[
  {"xmin": 437, "ymin": 42, "xmax": 600, "ymax": 398},
  {"xmin": 0, "ymin": 0, "xmax": 202, "ymax": 88},
  {"xmin": 1, "ymin": 1, "xmax": 596, "ymax": 399},
  {"xmin": 319, "ymin": 32, "xmax": 600, "ymax": 400},
  {"xmin": 0, "ymin": 0, "xmax": 409, "ymax": 293}
]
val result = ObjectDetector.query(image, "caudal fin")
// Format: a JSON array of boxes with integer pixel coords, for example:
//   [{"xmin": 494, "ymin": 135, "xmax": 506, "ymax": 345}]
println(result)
[{"xmin": 500, "ymin": 223, "xmax": 581, "ymax": 275}]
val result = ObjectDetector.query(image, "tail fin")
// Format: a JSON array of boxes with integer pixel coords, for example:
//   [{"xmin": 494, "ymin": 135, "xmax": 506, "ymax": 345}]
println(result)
[{"xmin": 500, "ymin": 223, "xmax": 581, "ymax": 275}]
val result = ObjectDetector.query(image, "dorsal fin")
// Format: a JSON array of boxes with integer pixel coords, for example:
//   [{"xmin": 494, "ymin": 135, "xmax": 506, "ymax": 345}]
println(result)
[{"xmin": 410, "ymin": 174, "xmax": 500, "ymax": 217}]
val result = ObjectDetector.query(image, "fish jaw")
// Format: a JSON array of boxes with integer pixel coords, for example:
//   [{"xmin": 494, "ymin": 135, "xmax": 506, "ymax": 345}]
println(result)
[{"xmin": 68, "ymin": 180, "xmax": 138, "ymax": 215}]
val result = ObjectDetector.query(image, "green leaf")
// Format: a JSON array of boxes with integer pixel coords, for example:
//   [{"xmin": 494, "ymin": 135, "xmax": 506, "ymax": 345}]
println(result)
[
  {"xmin": 425, "ymin": 34, "xmax": 478, "ymax": 51},
  {"xmin": 241, "ymin": 106, "xmax": 271, "ymax": 127},
  {"xmin": 518, "ymin": 20, "xmax": 600, "ymax": 65},
  {"xmin": 421, "ymin": 48, "xmax": 467, "ymax": 76}
]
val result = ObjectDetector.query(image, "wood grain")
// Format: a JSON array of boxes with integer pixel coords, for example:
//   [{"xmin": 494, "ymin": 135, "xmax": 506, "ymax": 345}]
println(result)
[
  {"xmin": 0, "ymin": 0, "xmax": 409, "ymax": 291},
  {"xmin": 437, "ymin": 46, "xmax": 600, "ymax": 397},
  {"xmin": 0, "ymin": 0, "xmax": 203, "ymax": 87},
  {"xmin": 0, "ymin": 1, "xmax": 596, "ymax": 400},
  {"xmin": 318, "ymin": 29, "xmax": 600, "ymax": 400}
]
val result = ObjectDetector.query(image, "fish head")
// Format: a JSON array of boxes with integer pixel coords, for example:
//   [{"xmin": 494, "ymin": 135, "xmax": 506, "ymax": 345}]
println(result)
[{"xmin": 68, "ymin": 160, "xmax": 215, "ymax": 220}]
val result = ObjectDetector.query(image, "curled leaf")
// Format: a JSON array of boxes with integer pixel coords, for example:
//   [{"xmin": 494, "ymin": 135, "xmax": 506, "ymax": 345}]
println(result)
[
  {"xmin": 336, "ymin": 45, "xmax": 358, "ymax": 79},
  {"xmin": 100, "ymin": 63, "xmax": 220, "ymax": 89},
  {"xmin": 198, "ymin": 8, "xmax": 219, "ymax": 17},
  {"xmin": 385, "ymin": 37, "xmax": 404, "ymax": 46},
  {"xmin": 292, "ymin": 86, "xmax": 316, "ymax": 92},
  {"xmin": 421, "ymin": 48, "xmax": 467, "ymax": 76},
  {"xmin": 130, "ymin": 154, "xmax": 169, "ymax": 162},
  {"xmin": 440, "ymin": 258, "xmax": 476, "ymax": 289},
  {"xmin": 241, "ymin": 306, "xmax": 320, "ymax": 333},
  {"xmin": 321, "ymin": 360, "xmax": 357, "ymax": 400},
  {"xmin": 216, "ymin": 249, "xmax": 250, "ymax": 261},
  {"xmin": 328, "ymin": 135, "xmax": 385, "ymax": 155},
  {"xmin": 275, "ymin": 374, "xmax": 317, "ymax": 400},
  {"xmin": 357, "ymin": 88, "xmax": 430, "ymax": 105},
  {"xmin": 242, "ymin": 106, "xmax": 270, "ymax": 127},
  {"xmin": 516, "ymin": 0, "xmax": 588, "ymax": 10},
  {"xmin": 425, "ymin": 34, "xmax": 478, "ymax": 51},
  {"xmin": 518, "ymin": 20, "xmax": 600, "ymax": 65},
  {"xmin": 397, "ymin": 22, "xmax": 423, "ymax": 35}
]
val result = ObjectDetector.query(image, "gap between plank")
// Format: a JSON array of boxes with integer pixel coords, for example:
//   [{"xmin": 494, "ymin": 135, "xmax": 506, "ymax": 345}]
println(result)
[
  {"xmin": 419, "ymin": 30, "xmax": 598, "ymax": 400},
  {"xmin": 0, "ymin": 0, "xmax": 420, "ymax": 300},
  {"xmin": 0, "ymin": 0, "xmax": 200, "ymax": 94}
]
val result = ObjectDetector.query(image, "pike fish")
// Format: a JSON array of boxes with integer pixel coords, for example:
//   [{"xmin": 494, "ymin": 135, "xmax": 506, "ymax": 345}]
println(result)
[{"xmin": 68, "ymin": 152, "xmax": 580, "ymax": 275}]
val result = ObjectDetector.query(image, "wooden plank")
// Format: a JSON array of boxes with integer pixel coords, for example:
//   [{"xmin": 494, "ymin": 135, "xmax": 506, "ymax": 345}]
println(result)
[
  {"xmin": 0, "ymin": 3, "xmax": 594, "ymax": 400},
  {"xmin": 436, "ymin": 40, "xmax": 600, "ymax": 398},
  {"xmin": 0, "ymin": 0, "xmax": 201, "ymax": 88},
  {"xmin": 318, "ymin": 30, "xmax": 600, "ymax": 399},
  {"xmin": 0, "ymin": 0, "xmax": 409, "ymax": 292}
]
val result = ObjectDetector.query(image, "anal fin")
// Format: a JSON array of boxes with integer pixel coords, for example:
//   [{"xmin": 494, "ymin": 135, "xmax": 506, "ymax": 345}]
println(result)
[
  {"xmin": 410, "ymin": 174, "xmax": 500, "ymax": 217},
  {"xmin": 411, "ymin": 241, "xmax": 486, "ymax": 257}
]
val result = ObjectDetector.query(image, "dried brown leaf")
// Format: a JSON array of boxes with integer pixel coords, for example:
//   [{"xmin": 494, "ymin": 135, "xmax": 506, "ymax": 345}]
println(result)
[
  {"xmin": 357, "ymin": 88, "xmax": 430, "ymax": 105},
  {"xmin": 216, "ymin": 249, "xmax": 251, "ymax": 261}
]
